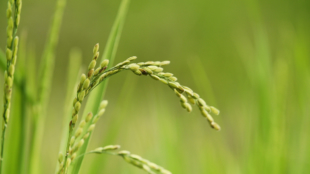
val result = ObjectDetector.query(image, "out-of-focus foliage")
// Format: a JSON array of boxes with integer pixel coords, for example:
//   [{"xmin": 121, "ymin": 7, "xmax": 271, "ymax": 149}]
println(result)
[{"xmin": 0, "ymin": 0, "xmax": 309, "ymax": 173}]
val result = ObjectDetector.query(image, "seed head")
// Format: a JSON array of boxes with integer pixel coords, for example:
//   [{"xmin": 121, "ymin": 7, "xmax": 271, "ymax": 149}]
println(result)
[
  {"xmin": 210, "ymin": 106, "xmax": 220, "ymax": 115},
  {"xmin": 93, "ymin": 52, "xmax": 99, "ymax": 60},
  {"xmin": 102, "ymin": 145, "xmax": 121, "ymax": 151},
  {"xmin": 142, "ymin": 67, "xmax": 153, "ymax": 74},
  {"xmin": 197, "ymin": 98, "xmax": 207, "ymax": 107},
  {"xmin": 70, "ymin": 137, "xmax": 75, "ymax": 146},
  {"xmin": 82, "ymin": 79, "xmax": 90, "ymax": 89},
  {"xmin": 88, "ymin": 60, "xmax": 96, "ymax": 70},
  {"xmin": 88, "ymin": 124, "xmax": 95, "ymax": 132},
  {"xmin": 78, "ymin": 91, "xmax": 85, "ymax": 101},
  {"xmin": 168, "ymin": 76, "xmax": 177, "ymax": 82},
  {"xmin": 77, "ymin": 139, "xmax": 84, "ymax": 148},
  {"xmin": 133, "ymin": 70, "xmax": 142, "ymax": 75},
  {"xmin": 211, "ymin": 122, "xmax": 221, "ymax": 130},
  {"xmin": 160, "ymin": 60, "xmax": 170, "ymax": 65},
  {"xmin": 58, "ymin": 153, "xmax": 63, "ymax": 163},
  {"xmin": 80, "ymin": 74, "xmax": 86, "ymax": 85},
  {"xmin": 118, "ymin": 150, "xmax": 130, "ymax": 156},
  {"xmin": 85, "ymin": 112, "xmax": 93, "ymax": 122},
  {"xmin": 100, "ymin": 59, "xmax": 109, "ymax": 68},
  {"xmin": 83, "ymin": 133, "xmax": 90, "ymax": 139},
  {"xmin": 150, "ymin": 74, "xmax": 160, "ymax": 80},
  {"xmin": 128, "ymin": 63, "xmax": 140, "ymax": 71},
  {"xmin": 8, "ymin": 64, "xmax": 15, "ymax": 76},
  {"xmin": 6, "ymin": 48, "xmax": 12, "ymax": 61},
  {"xmin": 66, "ymin": 158, "xmax": 71, "ymax": 167},
  {"xmin": 75, "ymin": 128, "xmax": 83, "ymax": 138},
  {"xmin": 71, "ymin": 153, "xmax": 77, "ymax": 161},
  {"xmin": 72, "ymin": 114, "xmax": 78, "ymax": 124},
  {"xmin": 100, "ymin": 100, "xmax": 108, "ymax": 109},
  {"xmin": 74, "ymin": 101, "xmax": 81, "ymax": 112},
  {"xmin": 159, "ymin": 78, "xmax": 168, "ymax": 84},
  {"xmin": 98, "ymin": 109, "xmax": 105, "ymax": 116},
  {"xmin": 93, "ymin": 43, "xmax": 99, "ymax": 54},
  {"xmin": 126, "ymin": 56, "xmax": 137, "ymax": 61},
  {"xmin": 163, "ymin": 73, "xmax": 173, "ymax": 77}
]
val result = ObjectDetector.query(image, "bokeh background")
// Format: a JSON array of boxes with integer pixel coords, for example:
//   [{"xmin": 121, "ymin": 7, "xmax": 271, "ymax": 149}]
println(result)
[{"xmin": 0, "ymin": 0, "xmax": 310, "ymax": 173}]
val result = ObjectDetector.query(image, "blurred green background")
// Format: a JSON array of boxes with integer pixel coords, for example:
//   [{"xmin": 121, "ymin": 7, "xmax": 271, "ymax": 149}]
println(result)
[{"xmin": 0, "ymin": 0, "xmax": 310, "ymax": 173}]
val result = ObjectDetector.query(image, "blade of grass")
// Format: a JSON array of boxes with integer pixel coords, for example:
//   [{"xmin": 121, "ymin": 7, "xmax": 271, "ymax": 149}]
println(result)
[
  {"xmin": 69, "ymin": 0, "xmax": 130, "ymax": 173},
  {"xmin": 187, "ymin": 57, "xmax": 217, "ymax": 105},
  {"xmin": 29, "ymin": 0, "xmax": 67, "ymax": 173},
  {"xmin": 22, "ymin": 43, "xmax": 37, "ymax": 174}
]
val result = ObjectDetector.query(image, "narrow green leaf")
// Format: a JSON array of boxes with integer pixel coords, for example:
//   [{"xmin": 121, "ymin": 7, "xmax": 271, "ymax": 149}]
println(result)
[
  {"xmin": 29, "ymin": 0, "xmax": 67, "ymax": 173},
  {"xmin": 69, "ymin": 0, "xmax": 130, "ymax": 173},
  {"xmin": 22, "ymin": 43, "xmax": 37, "ymax": 174}
]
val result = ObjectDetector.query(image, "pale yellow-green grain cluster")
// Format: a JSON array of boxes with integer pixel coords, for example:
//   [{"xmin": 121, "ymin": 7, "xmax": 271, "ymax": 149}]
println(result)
[
  {"xmin": 3, "ymin": 0, "xmax": 22, "ymax": 124},
  {"xmin": 119, "ymin": 59, "xmax": 221, "ymax": 130},
  {"xmin": 69, "ymin": 100, "xmax": 107, "ymax": 161},
  {"xmin": 117, "ymin": 150, "xmax": 171, "ymax": 174},
  {"xmin": 59, "ymin": 100, "xmax": 108, "ymax": 174},
  {"xmin": 70, "ymin": 50, "xmax": 220, "ymax": 130},
  {"xmin": 1, "ymin": 1, "xmax": 22, "ymax": 173},
  {"xmin": 71, "ymin": 44, "xmax": 98, "ymax": 126},
  {"xmin": 70, "ymin": 44, "xmax": 111, "ymax": 127},
  {"xmin": 89, "ymin": 145, "xmax": 121, "ymax": 154},
  {"xmin": 86, "ymin": 145, "xmax": 171, "ymax": 174}
]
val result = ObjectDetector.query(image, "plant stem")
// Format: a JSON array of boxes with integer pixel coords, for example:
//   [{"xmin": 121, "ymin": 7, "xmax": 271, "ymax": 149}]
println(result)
[
  {"xmin": 1, "ymin": 0, "xmax": 22, "ymax": 173},
  {"xmin": 19, "ymin": 81, "xmax": 27, "ymax": 174},
  {"xmin": 0, "ymin": 124, "xmax": 7, "ymax": 174},
  {"xmin": 62, "ymin": 126, "xmax": 73, "ymax": 174}
]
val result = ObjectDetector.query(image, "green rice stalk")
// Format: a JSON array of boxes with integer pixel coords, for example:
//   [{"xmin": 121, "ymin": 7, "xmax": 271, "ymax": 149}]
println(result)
[
  {"xmin": 69, "ymin": 0, "xmax": 131, "ymax": 173},
  {"xmin": 60, "ymin": 44, "xmax": 101, "ymax": 173},
  {"xmin": 22, "ymin": 42, "xmax": 37, "ymax": 174},
  {"xmin": 11, "ymin": 31, "xmax": 27, "ymax": 174},
  {"xmin": 0, "ymin": 0, "xmax": 22, "ymax": 173},
  {"xmin": 64, "ymin": 54, "xmax": 220, "ymax": 173},
  {"xmin": 83, "ymin": 57, "xmax": 221, "ymax": 129},
  {"xmin": 59, "ymin": 100, "xmax": 108, "ymax": 174}
]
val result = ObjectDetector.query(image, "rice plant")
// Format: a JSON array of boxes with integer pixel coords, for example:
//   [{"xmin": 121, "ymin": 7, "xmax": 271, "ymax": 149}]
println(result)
[{"xmin": 0, "ymin": 0, "xmax": 221, "ymax": 173}]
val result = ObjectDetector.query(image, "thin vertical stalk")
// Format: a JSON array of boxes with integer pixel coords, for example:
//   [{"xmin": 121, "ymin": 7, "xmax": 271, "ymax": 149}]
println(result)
[
  {"xmin": 0, "ymin": 0, "xmax": 22, "ymax": 173},
  {"xmin": 15, "ymin": 31, "xmax": 27, "ymax": 174},
  {"xmin": 0, "ymin": 127, "xmax": 7, "ymax": 174},
  {"xmin": 18, "ymin": 81, "xmax": 26, "ymax": 174},
  {"xmin": 28, "ymin": 0, "xmax": 66, "ymax": 173}
]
